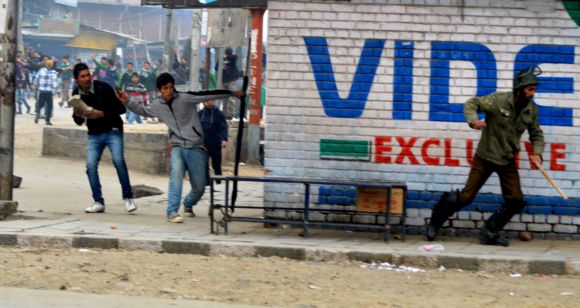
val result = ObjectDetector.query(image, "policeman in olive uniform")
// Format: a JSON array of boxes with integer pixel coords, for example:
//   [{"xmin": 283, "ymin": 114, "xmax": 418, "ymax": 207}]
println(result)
[{"xmin": 426, "ymin": 66, "xmax": 545, "ymax": 246}]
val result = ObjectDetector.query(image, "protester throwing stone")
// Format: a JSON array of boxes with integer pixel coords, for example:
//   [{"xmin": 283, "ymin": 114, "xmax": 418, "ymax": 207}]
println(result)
[
  {"xmin": 71, "ymin": 63, "xmax": 137, "ymax": 214},
  {"xmin": 117, "ymin": 73, "xmax": 243, "ymax": 223},
  {"xmin": 426, "ymin": 66, "xmax": 545, "ymax": 247}
]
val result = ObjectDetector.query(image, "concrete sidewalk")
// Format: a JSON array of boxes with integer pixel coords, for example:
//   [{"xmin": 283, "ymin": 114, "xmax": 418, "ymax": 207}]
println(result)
[{"xmin": 5, "ymin": 154, "xmax": 580, "ymax": 275}]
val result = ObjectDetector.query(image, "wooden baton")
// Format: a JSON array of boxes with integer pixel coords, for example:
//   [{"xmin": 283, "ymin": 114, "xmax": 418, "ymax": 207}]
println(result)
[{"xmin": 532, "ymin": 160, "xmax": 568, "ymax": 200}]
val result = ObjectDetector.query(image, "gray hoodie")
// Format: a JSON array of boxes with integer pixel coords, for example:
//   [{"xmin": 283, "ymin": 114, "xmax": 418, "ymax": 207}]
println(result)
[{"xmin": 126, "ymin": 90, "xmax": 233, "ymax": 148}]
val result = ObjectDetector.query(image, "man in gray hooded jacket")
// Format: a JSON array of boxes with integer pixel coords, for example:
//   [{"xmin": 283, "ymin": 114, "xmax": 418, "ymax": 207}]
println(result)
[{"xmin": 119, "ymin": 72, "xmax": 243, "ymax": 222}]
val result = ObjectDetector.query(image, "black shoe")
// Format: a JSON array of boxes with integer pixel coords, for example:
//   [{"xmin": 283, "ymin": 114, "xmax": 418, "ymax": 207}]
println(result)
[
  {"xmin": 215, "ymin": 179, "xmax": 222, "ymax": 185},
  {"xmin": 46, "ymin": 122, "xmax": 53, "ymax": 126},
  {"xmin": 34, "ymin": 117, "xmax": 38, "ymax": 124},
  {"xmin": 479, "ymin": 225, "xmax": 510, "ymax": 247},
  {"xmin": 58, "ymin": 102, "xmax": 64, "ymax": 107},
  {"xmin": 426, "ymin": 223, "xmax": 439, "ymax": 241}
]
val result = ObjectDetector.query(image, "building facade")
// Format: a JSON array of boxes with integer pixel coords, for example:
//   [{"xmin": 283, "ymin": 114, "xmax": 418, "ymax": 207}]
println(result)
[{"xmin": 265, "ymin": 0, "xmax": 580, "ymax": 238}]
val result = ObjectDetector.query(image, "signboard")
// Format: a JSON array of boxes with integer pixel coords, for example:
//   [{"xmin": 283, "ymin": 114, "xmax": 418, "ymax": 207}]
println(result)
[
  {"xmin": 141, "ymin": 0, "xmax": 267, "ymax": 8},
  {"xmin": 356, "ymin": 187, "xmax": 404, "ymax": 215}
]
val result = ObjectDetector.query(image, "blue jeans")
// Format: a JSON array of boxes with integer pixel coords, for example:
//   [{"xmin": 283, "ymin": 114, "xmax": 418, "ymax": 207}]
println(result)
[
  {"xmin": 86, "ymin": 130, "xmax": 133, "ymax": 204},
  {"xmin": 167, "ymin": 147, "xmax": 208, "ymax": 216},
  {"xmin": 16, "ymin": 88, "xmax": 30, "ymax": 113},
  {"xmin": 127, "ymin": 110, "xmax": 143, "ymax": 124}
]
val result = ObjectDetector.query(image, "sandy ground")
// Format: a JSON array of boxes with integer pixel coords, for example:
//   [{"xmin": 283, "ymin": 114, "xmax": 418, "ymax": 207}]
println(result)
[
  {"xmin": 0, "ymin": 246, "xmax": 579, "ymax": 307},
  {"xmin": 5, "ymin": 99, "xmax": 580, "ymax": 307}
]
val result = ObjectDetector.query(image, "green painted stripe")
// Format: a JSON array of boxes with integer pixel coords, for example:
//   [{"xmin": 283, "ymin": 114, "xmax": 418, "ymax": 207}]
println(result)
[
  {"xmin": 563, "ymin": 1, "xmax": 580, "ymax": 27},
  {"xmin": 320, "ymin": 139, "xmax": 370, "ymax": 160}
]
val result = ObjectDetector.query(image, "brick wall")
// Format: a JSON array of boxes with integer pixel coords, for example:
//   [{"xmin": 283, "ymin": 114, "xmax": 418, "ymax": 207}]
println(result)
[{"xmin": 264, "ymin": 0, "xmax": 580, "ymax": 238}]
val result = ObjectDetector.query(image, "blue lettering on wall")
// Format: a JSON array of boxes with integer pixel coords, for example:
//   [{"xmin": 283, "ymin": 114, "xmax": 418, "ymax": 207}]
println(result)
[
  {"xmin": 305, "ymin": 37, "xmax": 574, "ymax": 127},
  {"xmin": 429, "ymin": 41, "xmax": 497, "ymax": 122},
  {"xmin": 393, "ymin": 41, "xmax": 414, "ymax": 120},
  {"xmin": 304, "ymin": 37, "xmax": 385, "ymax": 118},
  {"xmin": 515, "ymin": 44, "xmax": 574, "ymax": 127}
]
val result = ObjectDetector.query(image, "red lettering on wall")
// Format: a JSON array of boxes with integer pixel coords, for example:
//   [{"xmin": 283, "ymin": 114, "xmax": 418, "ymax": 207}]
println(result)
[
  {"xmin": 465, "ymin": 139, "xmax": 474, "ymax": 166},
  {"xmin": 523, "ymin": 142, "xmax": 536, "ymax": 170},
  {"xmin": 370, "ymin": 136, "xmax": 567, "ymax": 171},
  {"xmin": 421, "ymin": 138, "xmax": 441, "ymax": 165},
  {"xmin": 395, "ymin": 137, "xmax": 419, "ymax": 164},
  {"xmin": 550, "ymin": 143, "xmax": 566, "ymax": 171},
  {"xmin": 444, "ymin": 139, "xmax": 459, "ymax": 166},
  {"xmin": 375, "ymin": 136, "xmax": 392, "ymax": 164}
]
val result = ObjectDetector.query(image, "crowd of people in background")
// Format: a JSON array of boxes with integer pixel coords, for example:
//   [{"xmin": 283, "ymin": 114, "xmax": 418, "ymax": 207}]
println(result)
[{"xmin": 13, "ymin": 46, "xmax": 198, "ymax": 126}]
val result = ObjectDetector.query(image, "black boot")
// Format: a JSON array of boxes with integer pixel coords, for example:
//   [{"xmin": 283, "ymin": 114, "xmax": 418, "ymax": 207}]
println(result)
[
  {"xmin": 426, "ymin": 190, "xmax": 461, "ymax": 241},
  {"xmin": 479, "ymin": 224, "xmax": 510, "ymax": 247},
  {"xmin": 479, "ymin": 199, "xmax": 526, "ymax": 247}
]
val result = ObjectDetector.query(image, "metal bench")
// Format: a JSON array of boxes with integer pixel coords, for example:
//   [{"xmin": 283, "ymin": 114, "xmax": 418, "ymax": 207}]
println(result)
[{"xmin": 209, "ymin": 176, "xmax": 407, "ymax": 241}]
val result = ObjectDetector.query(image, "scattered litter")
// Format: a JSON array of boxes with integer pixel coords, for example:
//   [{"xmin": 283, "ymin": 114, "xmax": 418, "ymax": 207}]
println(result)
[
  {"xmin": 509, "ymin": 292, "xmax": 515, "ymax": 296},
  {"xmin": 360, "ymin": 262, "xmax": 425, "ymax": 273},
  {"xmin": 438, "ymin": 265, "xmax": 446, "ymax": 272},
  {"xmin": 78, "ymin": 249, "xmax": 91, "ymax": 253},
  {"xmin": 536, "ymin": 274, "xmax": 547, "ymax": 279},
  {"xmin": 110, "ymin": 225, "xmax": 118, "ymax": 230},
  {"xmin": 309, "ymin": 285, "xmax": 322, "ymax": 290},
  {"xmin": 560, "ymin": 292, "xmax": 574, "ymax": 296},
  {"xmin": 510, "ymin": 273, "xmax": 522, "ymax": 278},
  {"xmin": 419, "ymin": 244, "xmax": 445, "ymax": 252}
]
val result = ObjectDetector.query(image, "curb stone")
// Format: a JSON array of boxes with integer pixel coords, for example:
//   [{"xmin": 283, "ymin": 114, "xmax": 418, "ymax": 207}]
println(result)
[
  {"xmin": 0, "ymin": 232, "xmax": 575, "ymax": 275},
  {"xmin": 17, "ymin": 234, "xmax": 73, "ymax": 249},
  {"xmin": 0, "ymin": 233, "xmax": 17, "ymax": 246}
]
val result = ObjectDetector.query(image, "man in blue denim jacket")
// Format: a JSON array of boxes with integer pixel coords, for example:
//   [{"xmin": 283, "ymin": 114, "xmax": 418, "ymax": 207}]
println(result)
[{"xmin": 120, "ymin": 73, "xmax": 243, "ymax": 223}]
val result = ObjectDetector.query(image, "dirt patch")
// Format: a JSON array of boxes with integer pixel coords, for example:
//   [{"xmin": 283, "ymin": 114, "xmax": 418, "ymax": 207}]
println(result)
[{"xmin": 0, "ymin": 247, "xmax": 578, "ymax": 307}]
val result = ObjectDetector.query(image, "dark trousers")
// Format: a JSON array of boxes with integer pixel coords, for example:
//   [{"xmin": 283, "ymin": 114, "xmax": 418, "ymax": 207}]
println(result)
[
  {"xmin": 207, "ymin": 143, "xmax": 223, "ymax": 176},
  {"xmin": 458, "ymin": 155, "xmax": 523, "ymax": 206},
  {"xmin": 36, "ymin": 91, "xmax": 53, "ymax": 123}
]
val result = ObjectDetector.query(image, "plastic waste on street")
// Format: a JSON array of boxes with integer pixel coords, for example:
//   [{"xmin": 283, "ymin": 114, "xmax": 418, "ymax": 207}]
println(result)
[{"xmin": 419, "ymin": 244, "xmax": 445, "ymax": 252}]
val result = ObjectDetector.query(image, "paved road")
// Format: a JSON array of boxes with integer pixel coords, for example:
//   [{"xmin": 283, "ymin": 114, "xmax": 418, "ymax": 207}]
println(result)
[{"xmin": 0, "ymin": 287, "xmax": 259, "ymax": 308}]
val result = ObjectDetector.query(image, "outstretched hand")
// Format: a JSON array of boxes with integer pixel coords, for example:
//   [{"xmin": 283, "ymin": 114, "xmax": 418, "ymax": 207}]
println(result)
[{"xmin": 115, "ymin": 88, "xmax": 129, "ymax": 104}]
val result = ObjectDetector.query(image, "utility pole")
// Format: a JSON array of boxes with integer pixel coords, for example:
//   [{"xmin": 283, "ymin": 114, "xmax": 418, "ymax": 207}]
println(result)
[
  {"xmin": 0, "ymin": 0, "xmax": 19, "ymax": 217},
  {"xmin": 16, "ymin": 0, "xmax": 22, "ymax": 53},
  {"xmin": 163, "ymin": 8, "xmax": 173, "ymax": 73},
  {"xmin": 246, "ymin": 9, "xmax": 265, "ymax": 165},
  {"xmin": 189, "ymin": 9, "xmax": 201, "ymax": 91}
]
